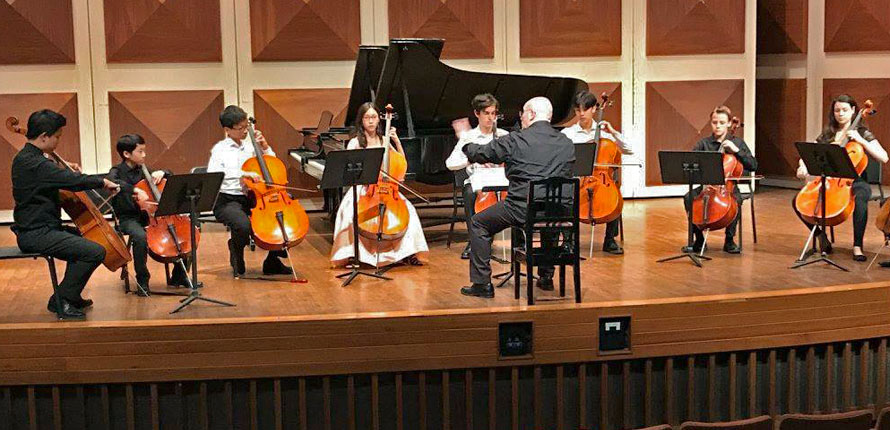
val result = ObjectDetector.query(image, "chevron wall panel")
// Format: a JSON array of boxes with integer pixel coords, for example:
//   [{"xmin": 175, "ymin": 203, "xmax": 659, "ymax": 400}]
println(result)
[
  {"xmin": 250, "ymin": 0, "xmax": 360, "ymax": 61},
  {"xmin": 388, "ymin": 0, "xmax": 494, "ymax": 59},
  {"xmin": 0, "ymin": 93, "xmax": 80, "ymax": 210},
  {"xmin": 646, "ymin": 0, "xmax": 745, "ymax": 56},
  {"xmin": 822, "ymin": 79, "xmax": 890, "ymax": 183},
  {"xmin": 755, "ymin": 79, "xmax": 806, "ymax": 178},
  {"xmin": 825, "ymin": 0, "xmax": 890, "ymax": 52},
  {"xmin": 519, "ymin": 0, "xmax": 621, "ymax": 58},
  {"xmin": 757, "ymin": 0, "xmax": 807, "ymax": 54},
  {"xmin": 0, "ymin": 0, "xmax": 74, "ymax": 64},
  {"xmin": 108, "ymin": 90, "xmax": 224, "ymax": 175},
  {"xmin": 645, "ymin": 80, "xmax": 745, "ymax": 185},
  {"xmin": 253, "ymin": 89, "xmax": 350, "ymax": 195},
  {"xmin": 103, "ymin": 0, "xmax": 222, "ymax": 63}
]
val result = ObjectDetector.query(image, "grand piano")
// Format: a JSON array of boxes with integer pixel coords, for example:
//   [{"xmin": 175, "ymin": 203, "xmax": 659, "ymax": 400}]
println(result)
[{"xmin": 290, "ymin": 38, "xmax": 587, "ymax": 219}]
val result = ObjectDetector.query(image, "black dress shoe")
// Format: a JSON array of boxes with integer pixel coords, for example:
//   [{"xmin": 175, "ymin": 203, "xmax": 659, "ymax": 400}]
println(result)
[
  {"xmin": 47, "ymin": 299, "xmax": 85, "ymax": 320},
  {"xmin": 879, "ymin": 260, "xmax": 890, "ymax": 268},
  {"xmin": 853, "ymin": 253, "xmax": 867, "ymax": 262},
  {"xmin": 72, "ymin": 298, "xmax": 93, "ymax": 309},
  {"xmin": 536, "ymin": 277, "xmax": 554, "ymax": 291},
  {"xmin": 135, "ymin": 278, "xmax": 151, "ymax": 297},
  {"xmin": 460, "ymin": 245, "xmax": 471, "ymax": 260},
  {"xmin": 263, "ymin": 257, "xmax": 293, "ymax": 275},
  {"xmin": 460, "ymin": 283, "xmax": 494, "ymax": 298},
  {"xmin": 229, "ymin": 239, "xmax": 245, "ymax": 277},
  {"xmin": 603, "ymin": 240, "xmax": 624, "ymax": 255},
  {"xmin": 723, "ymin": 239, "xmax": 741, "ymax": 254},
  {"xmin": 681, "ymin": 241, "xmax": 705, "ymax": 253}
]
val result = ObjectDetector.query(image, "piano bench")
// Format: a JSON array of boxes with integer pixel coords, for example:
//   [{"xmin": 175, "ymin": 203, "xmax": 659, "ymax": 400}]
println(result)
[{"xmin": 0, "ymin": 246, "xmax": 63, "ymax": 315}]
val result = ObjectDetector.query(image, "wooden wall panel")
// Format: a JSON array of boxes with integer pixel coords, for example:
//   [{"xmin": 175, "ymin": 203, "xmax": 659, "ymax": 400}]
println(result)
[
  {"xmin": 822, "ymin": 79, "xmax": 890, "ymax": 184},
  {"xmin": 253, "ymin": 89, "xmax": 350, "ymax": 195},
  {"xmin": 646, "ymin": 0, "xmax": 745, "ymax": 56},
  {"xmin": 755, "ymin": 79, "xmax": 806, "ymax": 178},
  {"xmin": 249, "ymin": 0, "xmax": 360, "ymax": 61},
  {"xmin": 108, "ymin": 90, "xmax": 225, "ymax": 175},
  {"xmin": 756, "ymin": 0, "xmax": 808, "ymax": 54},
  {"xmin": 557, "ymin": 82, "xmax": 622, "ymax": 132},
  {"xmin": 0, "ymin": 94, "xmax": 80, "ymax": 210},
  {"xmin": 103, "ymin": 0, "xmax": 222, "ymax": 63},
  {"xmin": 0, "ymin": 0, "xmax": 74, "ymax": 64},
  {"xmin": 645, "ymin": 80, "xmax": 745, "ymax": 186},
  {"xmin": 388, "ymin": 0, "xmax": 494, "ymax": 59},
  {"xmin": 519, "ymin": 0, "xmax": 621, "ymax": 58},
  {"xmin": 825, "ymin": 0, "xmax": 890, "ymax": 52}
]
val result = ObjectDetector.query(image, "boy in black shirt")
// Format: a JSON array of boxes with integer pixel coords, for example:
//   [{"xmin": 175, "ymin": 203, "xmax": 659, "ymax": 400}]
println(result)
[
  {"xmin": 107, "ymin": 134, "xmax": 190, "ymax": 294},
  {"xmin": 11, "ymin": 109, "xmax": 120, "ymax": 319}
]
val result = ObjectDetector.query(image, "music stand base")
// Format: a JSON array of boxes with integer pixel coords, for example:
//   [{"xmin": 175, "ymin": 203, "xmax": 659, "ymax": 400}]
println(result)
[
  {"xmin": 791, "ymin": 252, "xmax": 849, "ymax": 272},
  {"xmin": 336, "ymin": 268, "xmax": 391, "ymax": 287},
  {"xmin": 657, "ymin": 252, "xmax": 712, "ymax": 267},
  {"xmin": 170, "ymin": 289, "xmax": 235, "ymax": 314}
]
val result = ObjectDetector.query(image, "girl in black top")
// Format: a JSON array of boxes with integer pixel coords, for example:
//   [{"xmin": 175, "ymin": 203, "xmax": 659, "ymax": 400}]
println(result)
[{"xmin": 794, "ymin": 94, "xmax": 888, "ymax": 261}]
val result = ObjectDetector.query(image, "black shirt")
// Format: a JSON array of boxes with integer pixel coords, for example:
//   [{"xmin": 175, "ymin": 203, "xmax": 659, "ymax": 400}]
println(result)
[
  {"xmin": 463, "ymin": 121, "xmax": 575, "ymax": 219},
  {"xmin": 11, "ymin": 143, "xmax": 106, "ymax": 233},
  {"xmin": 107, "ymin": 161, "xmax": 170, "ymax": 224},
  {"xmin": 693, "ymin": 135, "xmax": 759, "ymax": 172}
]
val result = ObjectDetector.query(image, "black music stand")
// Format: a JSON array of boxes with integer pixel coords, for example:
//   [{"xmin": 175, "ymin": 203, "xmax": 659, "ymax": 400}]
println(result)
[
  {"xmin": 573, "ymin": 142, "xmax": 598, "ymax": 258},
  {"xmin": 791, "ymin": 142, "xmax": 858, "ymax": 271},
  {"xmin": 155, "ymin": 172, "xmax": 235, "ymax": 313},
  {"xmin": 321, "ymin": 148, "xmax": 390, "ymax": 287},
  {"xmin": 656, "ymin": 151, "xmax": 725, "ymax": 267}
]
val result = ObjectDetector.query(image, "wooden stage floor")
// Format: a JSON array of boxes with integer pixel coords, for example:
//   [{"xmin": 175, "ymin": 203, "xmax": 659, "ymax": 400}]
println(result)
[{"xmin": 1, "ymin": 186, "xmax": 890, "ymax": 325}]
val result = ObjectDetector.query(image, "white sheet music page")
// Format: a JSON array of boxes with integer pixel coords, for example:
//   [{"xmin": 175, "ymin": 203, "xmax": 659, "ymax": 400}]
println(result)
[{"xmin": 470, "ymin": 166, "xmax": 509, "ymax": 192}]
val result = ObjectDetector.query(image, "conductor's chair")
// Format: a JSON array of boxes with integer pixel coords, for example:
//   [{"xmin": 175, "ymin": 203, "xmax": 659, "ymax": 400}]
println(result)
[{"xmin": 511, "ymin": 177, "xmax": 581, "ymax": 305}]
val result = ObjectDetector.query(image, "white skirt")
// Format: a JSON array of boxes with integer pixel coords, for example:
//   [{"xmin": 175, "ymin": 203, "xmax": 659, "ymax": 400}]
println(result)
[{"xmin": 330, "ymin": 186, "xmax": 429, "ymax": 267}]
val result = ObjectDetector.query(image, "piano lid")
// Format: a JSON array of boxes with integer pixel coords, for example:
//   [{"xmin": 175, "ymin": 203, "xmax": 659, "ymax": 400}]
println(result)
[
  {"xmin": 343, "ymin": 45, "xmax": 392, "ymax": 127},
  {"xmin": 373, "ymin": 38, "xmax": 587, "ymax": 134}
]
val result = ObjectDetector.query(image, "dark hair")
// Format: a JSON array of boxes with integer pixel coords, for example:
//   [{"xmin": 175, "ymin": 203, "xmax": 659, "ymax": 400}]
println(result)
[
  {"xmin": 472, "ymin": 93, "xmax": 499, "ymax": 113},
  {"xmin": 572, "ymin": 90, "xmax": 598, "ymax": 111},
  {"xmin": 219, "ymin": 105, "xmax": 248, "ymax": 128},
  {"xmin": 710, "ymin": 105, "xmax": 732, "ymax": 121},
  {"xmin": 25, "ymin": 109, "xmax": 66, "ymax": 140},
  {"xmin": 116, "ymin": 134, "xmax": 145, "ymax": 159},
  {"xmin": 353, "ymin": 102, "xmax": 381, "ymax": 149}
]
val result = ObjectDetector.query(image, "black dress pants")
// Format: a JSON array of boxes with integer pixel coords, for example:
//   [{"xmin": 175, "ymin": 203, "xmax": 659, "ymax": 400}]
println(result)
[
  {"xmin": 462, "ymin": 183, "xmax": 477, "ymax": 242},
  {"xmin": 683, "ymin": 186, "xmax": 742, "ymax": 241},
  {"xmin": 792, "ymin": 179, "xmax": 870, "ymax": 247},
  {"xmin": 118, "ymin": 217, "xmax": 188, "ymax": 283},
  {"xmin": 15, "ymin": 226, "xmax": 105, "ymax": 303},
  {"xmin": 213, "ymin": 193, "xmax": 285, "ymax": 260},
  {"xmin": 468, "ymin": 201, "xmax": 554, "ymax": 285}
]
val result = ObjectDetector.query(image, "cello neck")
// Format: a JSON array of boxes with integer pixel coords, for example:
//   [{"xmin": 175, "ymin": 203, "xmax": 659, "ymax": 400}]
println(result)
[
  {"xmin": 246, "ymin": 117, "xmax": 274, "ymax": 183},
  {"xmin": 140, "ymin": 164, "xmax": 163, "ymax": 201}
]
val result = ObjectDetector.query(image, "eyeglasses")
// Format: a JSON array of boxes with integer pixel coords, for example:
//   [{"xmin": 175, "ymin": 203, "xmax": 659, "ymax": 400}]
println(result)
[
  {"xmin": 231, "ymin": 124, "xmax": 248, "ymax": 132},
  {"xmin": 363, "ymin": 114, "xmax": 379, "ymax": 120}
]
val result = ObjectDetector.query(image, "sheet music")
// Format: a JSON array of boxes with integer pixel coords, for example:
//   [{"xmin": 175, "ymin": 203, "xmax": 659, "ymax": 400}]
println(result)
[{"xmin": 470, "ymin": 166, "xmax": 509, "ymax": 192}]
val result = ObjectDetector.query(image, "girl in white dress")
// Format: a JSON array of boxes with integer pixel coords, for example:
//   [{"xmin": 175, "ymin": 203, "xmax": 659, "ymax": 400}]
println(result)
[{"xmin": 330, "ymin": 102, "xmax": 428, "ymax": 267}]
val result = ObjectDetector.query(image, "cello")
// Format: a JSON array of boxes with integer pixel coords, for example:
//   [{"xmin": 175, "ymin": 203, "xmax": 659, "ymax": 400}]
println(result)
[
  {"xmin": 691, "ymin": 117, "xmax": 743, "ymax": 231},
  {"xmin": 241, "ymin": 116, "xmax": 310, "ymax": 280},
  {"xmin": 356, "ymin": 104, "xmax": 411, "ymax": 242},
  {"xmin": 578, "ymin": 93, "xmax": 623, "ymax": 225},
  {"xmin": 134, "ymin": 164, "xmax": 197, "ymax": 282},
  {"xmin": 5, "ymin": 116, "xmax": 132, "ymax": 271},
  {"xmin": 793, "ymin": 100, "xmax": 875, "ymax": 227}
]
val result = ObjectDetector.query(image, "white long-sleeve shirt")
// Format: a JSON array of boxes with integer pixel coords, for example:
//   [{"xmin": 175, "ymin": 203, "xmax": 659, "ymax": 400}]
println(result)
[
  {"xmin": 207, "ymin": 136, "xmax": 275, "ymax": 196},
  {"xmin": 445, "ymin": 126, "xmax": 508, "ymax": 184},
  {"xmin": 560, "ymin": 123, "xmax": 633, "ymax": 155}
]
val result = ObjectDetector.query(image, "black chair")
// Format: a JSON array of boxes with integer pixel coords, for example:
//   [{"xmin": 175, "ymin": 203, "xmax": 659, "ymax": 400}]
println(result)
[
  {"xmin": 736, "ymin": 171, "xmax": 758, "ymax": 250},
  {"xmin": 0, "ymin": 247, "xmax": 63, "ymax": 317},
  {"xmin": 511, "ymin": 177, "xmax": 581, "ymax": 305},
  {"xmin": 446, "ymin": 170, "xmax": 467, "ymax": 248}
]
